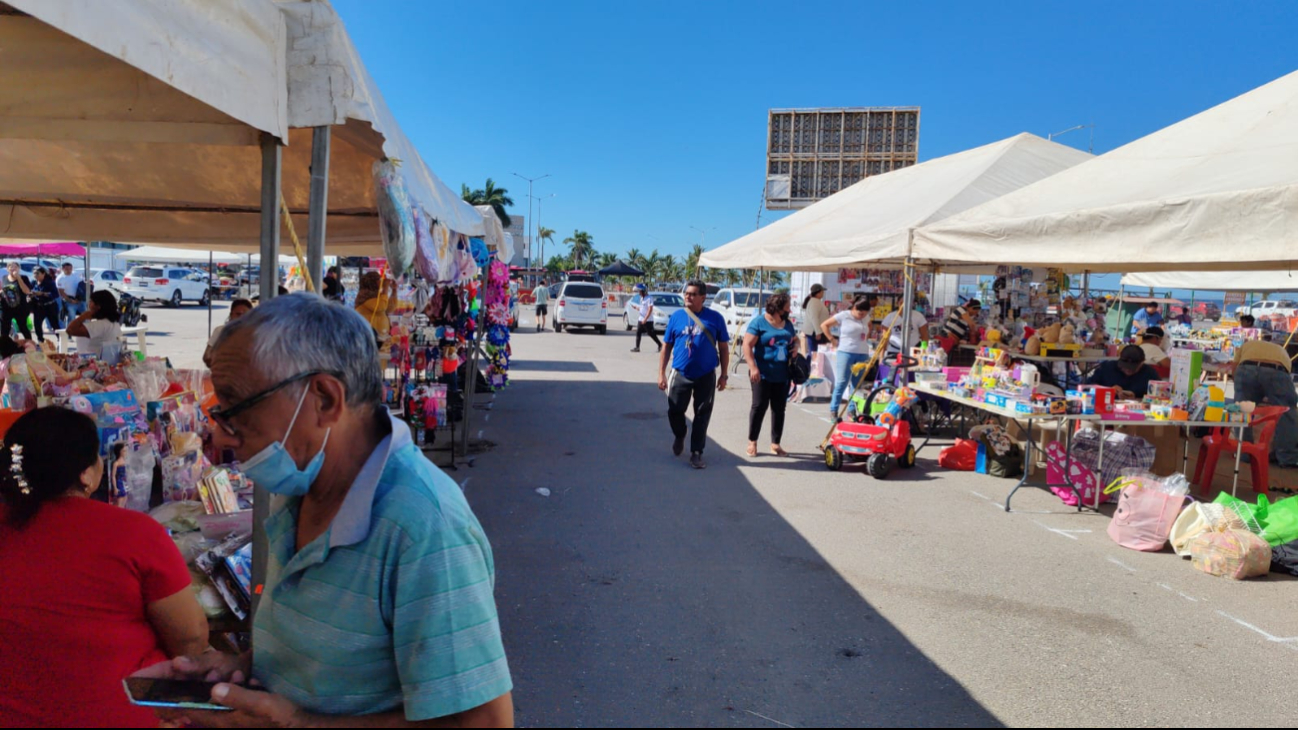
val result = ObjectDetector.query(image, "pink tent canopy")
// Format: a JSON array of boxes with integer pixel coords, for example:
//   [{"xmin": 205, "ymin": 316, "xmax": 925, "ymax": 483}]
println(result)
[{"xmin": 0, "ymin": 242, "xmax": 87, "ymax": 257}]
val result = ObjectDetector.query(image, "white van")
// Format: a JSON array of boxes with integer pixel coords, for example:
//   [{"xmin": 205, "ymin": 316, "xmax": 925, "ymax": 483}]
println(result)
[
  {"xmin": 709, "ymin": 287, "xmax": 775, "ymax": 329},
  {"xmin": 553, "ymin": 281, "xmax": 608, "ymax": 334}
]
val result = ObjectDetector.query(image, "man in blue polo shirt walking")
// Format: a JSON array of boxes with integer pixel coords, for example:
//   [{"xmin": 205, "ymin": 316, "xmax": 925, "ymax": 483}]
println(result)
[{"xmin": 659, "ymin": 280, "xmax": 731, "ymax": 469}]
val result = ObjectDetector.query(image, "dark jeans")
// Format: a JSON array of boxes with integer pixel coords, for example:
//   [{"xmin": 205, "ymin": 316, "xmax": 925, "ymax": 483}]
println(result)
[
  {"xmin": 636, "ymin": 322, "xmax": 661, "ymax": 349},
  {"xmin": 1, "ymin": 305, "xmax": 30, "ymax": 341},
  {"xmin": 32, "ymin": 303, "xmax": 59, "ymax": 343},
  {"xmin": 749, "ymin": 378, "xmax": 790, "ymax": 444},
  {"xmin": 1235, "ymin": 362, "xmax": 1298, "ymax": 465},
  {"xmin": 667, "ymin": 369, "xmax": 717, "ymax": 455}
]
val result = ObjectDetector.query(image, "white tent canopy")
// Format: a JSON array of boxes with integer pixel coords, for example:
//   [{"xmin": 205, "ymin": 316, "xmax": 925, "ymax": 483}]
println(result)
[
  {"xmin": 0, "ymin": 0, "xmax": 481, "ymax": 254},
  {"xmin": 913, "ymin": 70, "xmax": 1298, "ymax": 273},
  {"xmin": 119, "ymin": 246, "xmax": 246, "ymax": 265},
  {"xmin": 1121, "ymin": 270, "xmax": 1298, "ymax": 293},
  {"xmin": 699, "ymin": 133, "xmax": 1091, "ymax": 272}
]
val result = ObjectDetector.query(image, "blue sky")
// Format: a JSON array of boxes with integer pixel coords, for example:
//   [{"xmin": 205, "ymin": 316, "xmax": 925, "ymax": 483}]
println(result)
[{"xmin": 335, "ymin": 0, "xmax": 1297, "ymax": 279}]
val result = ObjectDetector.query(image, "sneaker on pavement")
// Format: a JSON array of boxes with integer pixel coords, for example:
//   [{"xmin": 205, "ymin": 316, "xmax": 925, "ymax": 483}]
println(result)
[
  {"xmin": 672, "ymin": 436, "xmax": 685, "ymax": 456},
  {"xmin": 690, "ymin": 452, "xmax": 706, "ymax": 469},
  {"xmin": 631, "ymin": 347, "xmax": 640, "ymax": 352}
]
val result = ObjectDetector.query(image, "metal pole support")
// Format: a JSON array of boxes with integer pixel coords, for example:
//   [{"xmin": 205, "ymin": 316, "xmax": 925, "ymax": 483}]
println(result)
[
  {"xmin": 252, "ymin": 133, "xmax": 282, "ymax": 615},
  {"xmin": 306, "ymin": 126, "xmax": 331, "ymax": 292}
]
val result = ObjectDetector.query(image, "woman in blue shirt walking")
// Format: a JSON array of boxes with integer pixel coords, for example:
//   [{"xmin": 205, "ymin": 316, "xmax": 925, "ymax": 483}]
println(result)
[{"xmin": 743, "ymin": 292, "xmax": 799, "ymax": 457}]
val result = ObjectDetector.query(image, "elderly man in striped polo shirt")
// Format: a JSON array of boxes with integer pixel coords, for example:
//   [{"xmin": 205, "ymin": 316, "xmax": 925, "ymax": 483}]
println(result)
[{"xmin": 153, "ymin": 294, "xmax": 513, "ymax": 728}]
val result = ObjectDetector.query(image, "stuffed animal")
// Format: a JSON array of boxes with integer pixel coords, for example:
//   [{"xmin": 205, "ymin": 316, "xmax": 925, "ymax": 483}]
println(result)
[
  {"xmin": 1039, "ymin": 322, "xmax": 1063, "ymax": 344},
  {"xmin": 1025, "ymin": 334, "xmax": 1042, "ymax": 356},
  {"xmin": 1018, "ymin": 326, "xmax": 1036, "ymax": 352},
  {"xmin": 979, "ymin": 328, "xmax": 1003, "ymax": 348},
  {"xmin": 1059, "ymin": 323, "xmax": 1076, "ymax": 345}
]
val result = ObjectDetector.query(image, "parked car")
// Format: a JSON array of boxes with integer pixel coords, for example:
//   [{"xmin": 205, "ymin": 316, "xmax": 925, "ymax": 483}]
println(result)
[
  {"xmin": 553, "ymin": 281, "xmax": 608, "ymax": 333},
  {"xmin": 1246, "ymin": 300, "xmax": 1298, "ymax": 320},
  {"xmin": 16, "ymin": 260, "xmax": 62, "ymax": 278},
  {"xmin": 624, "ymin": 292, "xmax": 685, "ymax": 333},
  {"xmin": 121, "ymin": 266, "xmax": 211, "ymax": 307},
  {"xmin": 88, "ymin": 269, "xmax": 126, "ymax": 295},
  {"xmin": 709, "ymin": 287, "xmax": 776, "ymax": 330}
]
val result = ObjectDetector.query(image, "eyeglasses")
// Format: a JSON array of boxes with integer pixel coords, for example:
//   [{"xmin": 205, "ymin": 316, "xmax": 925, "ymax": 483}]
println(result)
[
  {"xmin": 208, "ymin": 370, "xmax": 339, "ymax": 437},
  {"xmin": 684, "ymin": 291, "xmax": 705, "ymax": 298}
]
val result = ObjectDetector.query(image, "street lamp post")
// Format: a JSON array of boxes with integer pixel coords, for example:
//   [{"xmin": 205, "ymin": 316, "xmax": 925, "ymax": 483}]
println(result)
[
  {"xmin": 1048, "ymin": 124, "xmax": 1096, "ymax": 154},
  {"xmin": 513, "ymin": 172, "xmax": 550, "ymax": 269},
  {"xmin": 535, "ymin": 193, "xmax": 556, "ymax": 270}
]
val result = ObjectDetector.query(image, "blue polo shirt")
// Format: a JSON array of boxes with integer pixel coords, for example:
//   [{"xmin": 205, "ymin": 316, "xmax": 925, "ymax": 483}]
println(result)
[
  {"xmin": 254, "ymin": 413, "xmax": 511, "ymax": 721},
  {"xmin": 1131, "ymin": 307, "xmax": 1163, "ymax": 335},
  {"xmin": 664, "ymin": 306, "xmax": 730, "ymax": 379}
]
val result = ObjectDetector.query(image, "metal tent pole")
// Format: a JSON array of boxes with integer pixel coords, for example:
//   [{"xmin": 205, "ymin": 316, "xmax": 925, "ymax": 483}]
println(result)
[
  {"xmin": 306, "ymin": 126, "xmax": 331, "ymax": 291},
  {"xmin": 251, "ymin": 133, "xmax": 282, "ymax": 616},
  {"xmin": 207, "ymin": 250, "xmax": 214, "ymax": 336}
]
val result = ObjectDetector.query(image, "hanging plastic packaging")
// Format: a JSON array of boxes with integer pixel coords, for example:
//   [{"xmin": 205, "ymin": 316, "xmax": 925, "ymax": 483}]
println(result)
[
  {"xmin": 373, "ymin": 160, "xmax": 416, "ymax": 276},
  {"xmin": 412, "ymin": 209, "xmax": 440, "ymax": 283}
]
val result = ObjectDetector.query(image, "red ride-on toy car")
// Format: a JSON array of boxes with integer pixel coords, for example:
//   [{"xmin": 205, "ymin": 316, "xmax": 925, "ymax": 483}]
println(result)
[{"xmin": 824, "ymin": 385, "xmax": 918, "ymax": 478}]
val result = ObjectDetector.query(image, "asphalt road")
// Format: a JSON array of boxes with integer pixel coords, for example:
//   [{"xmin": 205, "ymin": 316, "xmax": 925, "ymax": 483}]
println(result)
[
  {"xmin": 466, "ymin": 311, "xmax": 1296, "ymax": 728},
  {"xmin": 149, "ymin": 304, "xmax": 1296, "ymax": 727}
]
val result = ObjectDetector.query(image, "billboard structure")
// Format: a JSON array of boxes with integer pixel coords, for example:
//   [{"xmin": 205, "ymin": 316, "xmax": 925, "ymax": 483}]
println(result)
[{"xmin": 765, "ymin": 107, "xmax": 920, "ymax": 209}]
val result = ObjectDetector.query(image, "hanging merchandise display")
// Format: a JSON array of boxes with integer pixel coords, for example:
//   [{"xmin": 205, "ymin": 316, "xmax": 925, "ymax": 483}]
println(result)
[
  {"xmin": 373, "ymin": 159, "xmax": 416, "ymax": 276},
  {"xmin": 412, "ymin": 208, "xmax": 440, "ymax": 283},
  {"xmin": 483, "ymin": 261, "xmax": 513, "ymax": 391}
]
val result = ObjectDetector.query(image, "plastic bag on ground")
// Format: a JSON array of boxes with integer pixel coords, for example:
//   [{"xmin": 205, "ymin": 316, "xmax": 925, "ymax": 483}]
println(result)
[
  {"xmin": 1189, "ymin": 528, "xmax": 1272, "ymax": 579},
  {"xmin": 1271, "ymin": 539, "xmax": 1298, "ymax": 576},
  {"xmin": 1107, "ymin": 474, "xmax": 1187, "ymax": 551},
  {"xmin": 939, "ymin": 439, "xmax": 978, "ymax": 471},
  {"xmin": 1170, "ymin": 502, "xmax": 1244, "ymax": 557}
]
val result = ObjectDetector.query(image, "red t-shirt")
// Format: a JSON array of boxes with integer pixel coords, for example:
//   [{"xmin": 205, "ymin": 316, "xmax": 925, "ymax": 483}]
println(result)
[{"xmin": 0, "ymin": 497, "xmax": 193, "ymax": 728}]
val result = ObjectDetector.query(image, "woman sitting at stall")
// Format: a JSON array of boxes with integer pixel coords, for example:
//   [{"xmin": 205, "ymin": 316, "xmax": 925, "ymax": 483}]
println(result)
[
  {"xmin": 66, "ymin": 289, "xmax": 122, "ymax": 358},
  {"xmin": 0, "ymin": 407, "xmax": 208, "ymax": 726}
]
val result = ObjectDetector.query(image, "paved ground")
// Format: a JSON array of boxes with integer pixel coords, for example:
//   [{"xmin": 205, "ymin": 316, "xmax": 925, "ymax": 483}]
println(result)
[
  {"xmin": 128, "ymin": 298, "xmax": 233, "ymax": 370},
  {"xmin": 153, "ymin": 304, "xmax": 1297, "ymax": 727},
  {"xmin": 467, "ymin": 311, "xmax": 1295, "ymax": 728}
]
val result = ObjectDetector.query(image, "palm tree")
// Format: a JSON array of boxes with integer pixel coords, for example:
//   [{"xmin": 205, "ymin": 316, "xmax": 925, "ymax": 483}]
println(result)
[
  {"xmin": 625, "ymin": 248, "xmax": 645, "ymax": 272},
  {"xmin": 685, "ymin": 244, "xmax": 706, "ymax": 278},
  {"xmin": 660, "ymin": 255, "xmax": 679, "ymax": 285},
  {"xmin": 563, "ymin": 230, "xmax": 595, "ymax": 268},
  {"xmin": 595, "ymin": 252, "xmax": 618, "ymax": 270},
  {"xmin": 644, "ymin": 249, "xmax": 662, "ymax": 283},
  {"xmin": 460, "ymin": 178, "xmax": 514, "ymax": 228}
]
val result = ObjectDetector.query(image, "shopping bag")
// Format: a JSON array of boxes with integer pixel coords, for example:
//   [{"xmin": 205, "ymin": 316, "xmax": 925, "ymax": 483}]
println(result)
[
  {"xmin": 1257, "ymin": 495, "xmax": 1298, "ymax": 547},
  {"xmin": 939, "ymin": 439, "xmax": 978, "ymax": 471},
  {"xmin": 1107, "ymin": 478, "xmax": 1187, "ymax": 551},
  {"xmin": 1169, "ymin": 502, "xmax": 1243, "ymax": 557},
  {"xmin": 1271, "ymin": 539, "xmax": 1298, "ymax": 576},
  {"xmin": 1045, "ymin": 441, "xmax": 1104, "ymax": 507},
  {"xmin": 1189, "ymin": 529, "xmax": 1272, "ymax": 579}
]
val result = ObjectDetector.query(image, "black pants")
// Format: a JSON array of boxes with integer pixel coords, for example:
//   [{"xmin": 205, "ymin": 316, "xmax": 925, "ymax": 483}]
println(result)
[
  {"xmin": 32, "ymin": 303, "xmax": 59, "ymax": 343},
  {"xmin": 749, "ymin": 378, "xmax": 790, "ymax": 443},
  {"xmin": 1, "ymin": 305, "xmax": 30, "ymax": 341},
  {"xmin": 636, "ymin": 321, "xmax": 661, "ymax": 349},
  {"xmin": 667, "ymin": 369, "xmax": 716, "ymax": 455}
]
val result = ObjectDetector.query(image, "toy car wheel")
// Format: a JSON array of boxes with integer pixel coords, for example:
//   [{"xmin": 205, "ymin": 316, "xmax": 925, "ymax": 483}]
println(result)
[
  {"xmin": 900, "ymin": 444, "xmax": 917, "ymax": 469},
  {"xmin": 867, "ymin": 453, "xmax": 895, "ymax": 479},
  {"xmin": 824, "ymin": 446, "xmax": 843, "ymax": 471}
]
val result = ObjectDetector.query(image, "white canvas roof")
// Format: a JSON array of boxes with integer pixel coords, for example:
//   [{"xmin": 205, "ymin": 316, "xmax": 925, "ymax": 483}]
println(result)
[
  {"xmin": 699, "ymin": 134, "xmax": 1090, "ymax": 272},
  {"xmin": 0, "ymin": 0, "xmax": 481, "ymax": 255},
  {"xmin": 1121, "ymin": 270, "xmax": 1298, "ymax": 293},
  {"xmin": 913, "ymin": 70, "xmax": 1298, "ymax": 273},
  {"xmin": 120, "ymin": 246, "xmax": 247, "ymax": 265}
]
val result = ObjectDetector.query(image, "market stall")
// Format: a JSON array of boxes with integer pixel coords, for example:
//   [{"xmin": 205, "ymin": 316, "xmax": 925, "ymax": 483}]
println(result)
[{"xmin": 0, "ymin": 1, "xmax": 509, "ymax": 650}]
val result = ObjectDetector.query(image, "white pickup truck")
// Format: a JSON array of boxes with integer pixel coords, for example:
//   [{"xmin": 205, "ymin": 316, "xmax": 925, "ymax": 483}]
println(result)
[{"xmin": 1239, "ymin": 300, "xmax": 1298, "ymax": 320}]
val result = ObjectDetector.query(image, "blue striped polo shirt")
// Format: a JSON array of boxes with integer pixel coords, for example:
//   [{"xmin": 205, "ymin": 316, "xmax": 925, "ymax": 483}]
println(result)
[{"xmin": 253, "ymin": 413, "xmax": 511, "ymax": 720}]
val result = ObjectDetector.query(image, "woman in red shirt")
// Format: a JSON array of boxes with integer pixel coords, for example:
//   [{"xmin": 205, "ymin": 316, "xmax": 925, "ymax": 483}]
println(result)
[{"xmin": 0, "ymin": 407, "xmax": 208, "ymax": 727}]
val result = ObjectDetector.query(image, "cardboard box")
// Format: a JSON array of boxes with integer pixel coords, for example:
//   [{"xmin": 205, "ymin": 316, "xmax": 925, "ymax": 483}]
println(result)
[{"xmin": 1082, "ymin": 385, "xmax": 1116, "ymax": 416}]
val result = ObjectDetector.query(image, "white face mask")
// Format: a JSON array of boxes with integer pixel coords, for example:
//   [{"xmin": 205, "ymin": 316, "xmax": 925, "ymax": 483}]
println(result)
[{"xmin": 240, "ymin": 386, "xmax": 330, "ymax": 497}]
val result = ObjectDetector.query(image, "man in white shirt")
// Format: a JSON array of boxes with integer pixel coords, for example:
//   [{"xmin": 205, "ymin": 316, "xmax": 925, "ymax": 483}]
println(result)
[
  {"xmin": 56, "ymin": 262, "xmax": 86, "ymax": 325},
  {"xmin": 631, "ymin": 284, "xmax": 662, "ymax": 353},
  {"xmin": 880, "ymin": 307, "xmax": 930, "ymax": 356}
]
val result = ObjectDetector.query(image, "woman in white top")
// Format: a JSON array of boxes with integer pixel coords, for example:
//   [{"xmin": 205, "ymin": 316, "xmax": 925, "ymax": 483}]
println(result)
[
  {"xmin": 880, "ymin": 307, "xmax": 930, "ymax": 357},
  {"xmin": 799, "ymin": 284, "xmax": 831, "ymax": 356},
  {"xmin": 203, "ymin": 298, "xmax": 253, "ymax": 367},
  {"xmin": 66, "ymin": 290, "xmax": 122, "ymax": 358},
  {"xmin": 820, "ymin": 296, "xmax": 876, "ymax": 420}
]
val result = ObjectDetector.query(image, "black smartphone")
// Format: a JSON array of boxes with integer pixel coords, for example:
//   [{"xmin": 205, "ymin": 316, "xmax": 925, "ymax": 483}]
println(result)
[{"xmin": 122, "ymin": 677, "xmax": 233, "ymax": 712}]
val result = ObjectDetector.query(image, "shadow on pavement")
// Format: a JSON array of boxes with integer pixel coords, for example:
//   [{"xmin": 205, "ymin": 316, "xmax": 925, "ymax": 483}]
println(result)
[{"xmin": 468, "ymin": 377, "xmax": 1002, "ymax": 728}]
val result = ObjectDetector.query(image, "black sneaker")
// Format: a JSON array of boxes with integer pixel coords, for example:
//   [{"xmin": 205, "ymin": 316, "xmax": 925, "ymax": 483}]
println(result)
[
  {"xmin": 672, "ymin": 436, "xmax": 685, "ymax": 456},
  {"xmin": 690, "ymin": 452, "xmax": 706, "ymax": 469},
  {"xmin": 631, "ymin": 347, "xmax": 640, "ymax": 353}
]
